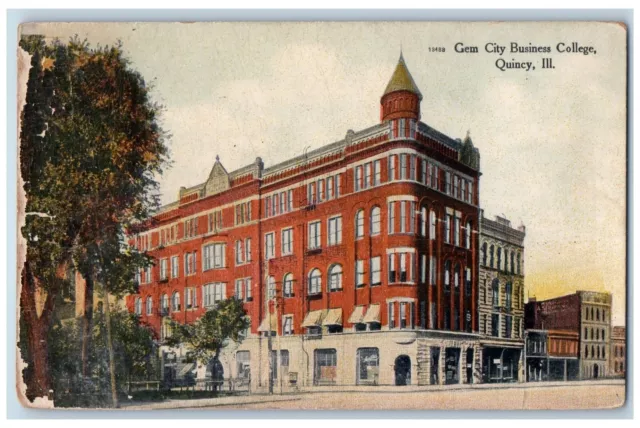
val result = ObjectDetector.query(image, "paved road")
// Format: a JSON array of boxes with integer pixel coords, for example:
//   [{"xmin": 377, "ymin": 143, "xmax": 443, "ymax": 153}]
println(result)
[{"xmin": 204, "ymin": 383, "xmax": 625, "ymax": 410}]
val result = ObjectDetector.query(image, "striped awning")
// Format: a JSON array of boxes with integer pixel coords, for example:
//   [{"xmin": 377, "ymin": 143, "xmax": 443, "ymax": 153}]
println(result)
[
  {"xmin": 362, "ymin": 304, "xmax": 381, "ymax": 323},
  {"xmin": 322, "ymin": 308, "xmax": 343, "ymax": 326},
  {"xmin": 258, "ymin": 313, "xmax": 277, "ymax": 332},
  {"xmin": 348, "ymin": 305, "xmax": 366, "ymax": 324},
  {"xmin": 301, "ymin": 309, "xmax": 326, "ymax": 328}
]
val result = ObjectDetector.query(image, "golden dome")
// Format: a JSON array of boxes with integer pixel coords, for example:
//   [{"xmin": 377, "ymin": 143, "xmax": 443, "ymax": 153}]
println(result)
[{"xmin": 383, "ymin": 53, "xmax": 422, "ymax": 100}]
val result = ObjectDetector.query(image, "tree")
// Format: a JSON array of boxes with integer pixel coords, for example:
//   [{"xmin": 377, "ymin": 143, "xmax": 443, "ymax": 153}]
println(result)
[
  {"xmin": 18, "ymin": 35, "xmax": 168, "ymax": 402},
  {"xmin": 166, "ymin": 298, "xmax": 250, "ymax": 385}
]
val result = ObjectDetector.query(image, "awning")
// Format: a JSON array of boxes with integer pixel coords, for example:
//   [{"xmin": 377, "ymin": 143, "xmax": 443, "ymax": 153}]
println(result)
[
  {"xmin": 348, "ymin": 305, "xmax": 366, "ymax": 324},
  {"xmin": 323, "ymin": 308, "xmax": 343, "ymax": 326},
  {"xmin": 258, "ymin": 313, "xmax": 278, "ymax": 332},
  {"xmin": 301, "ymin": 309, "xmax": 326, "ymax": 328},
  {"xmin": 362, "ymin": 304, "xmax": 381, "ymax": 323}
]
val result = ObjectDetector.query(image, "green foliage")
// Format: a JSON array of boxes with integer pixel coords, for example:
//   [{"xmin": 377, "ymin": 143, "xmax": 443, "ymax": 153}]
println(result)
[{"xmin": 166, "ymin": 298, "xmax": 250, "ymax": 365}]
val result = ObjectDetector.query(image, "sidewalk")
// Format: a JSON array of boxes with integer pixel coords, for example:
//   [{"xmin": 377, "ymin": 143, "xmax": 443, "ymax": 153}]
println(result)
[{"xmin": 121, "ymin": 378, "xmax": 624, "ymax": 410}]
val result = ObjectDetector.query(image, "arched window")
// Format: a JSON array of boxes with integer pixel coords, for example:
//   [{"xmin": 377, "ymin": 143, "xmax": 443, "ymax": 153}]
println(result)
[
  {"xmin": 283, "ymin": 273, "xmax": 294, "ymax": 297},
  {"xmin": 421, "ymin": 207, "xmax": 427, "ymax": 236},
  {"xmin": 444, "ymin": 261, "xmax": 451, "ymax": 292},
  {"xmin": 355, "ymin": 209, "xmax": 365, "ymax": 238},
  {"xmin": 146, "ymin": 296, "xmax": 153, "ymax": 315},
  {"xmin": 308, "ymin": 268, "xmax": 321, "ymax": 295},
  {"xmin": 370, "ymin": 206, "xmax": 381, "ymax": 236},
  {"xmin": 497, "ymin": 247, "xmax": 502, "ymax": 271},
  {"xmin": 596, "ymin": 308, "xmax": 600, "ymax": 321},
  {"xmin": 492, "ymin": 278, "xmax": 499, "ymax": 306},
  {"xmin": 161, "ymin": 294, "xmax": 169, "ymax": 315},
  {"xmin": 602, "ymin": 347, "xmax": 605, "ymax": 359},
  {"xmin": 481, "ymin": 242, "xmax": 487, "ymax": 266},
  {"xmin": 454, "ymin": 264, "xmax": 460, "ymax": 288},
  {"xmin": 267, "ymin": 276, "xmax": 276, "ymax": 299},
  {"xmin": 489, "ymin": 245, "xmax": 495, "ymax": 268},
  {"xmin": 429, "ymin": 210, "xmax": 436, "ymax": 240},
  {"xmin": 465, "ymin": 221, "xmax": 472, "ymax": 249},
  {"xmin": 596, "ymin": 329, "xmax": 599, "ymax": 340},
  {"xmin": 172, "ymin": 291, "xmax": 180, "ymax": 311},
  {"xmin": 602, "ymin": 329, "xmax": 605, "ymax": 341},
  {"xmin": 505, "ymin": 282, "xmax": 512, "ymax": 310},
  {"xmin": 592, "ymin": 345, "xmax": 596, "ymax": 358},
  {"xmin": 134, "ymin": 297, "xmax": 142, "ymax": 315},
  {"xmin": 517, "ymin": 252, "xmax": 521, "ymax": 275},
  {"xmin": 585, "ymin": 345, "xmax": 589, "ymax": 358},
  {"xmin": 596, "ymin": 346, "xmax": 600, "ymax": 359},
  {"xmin": 591, "ymin": 329, "xmax": 594, "ymax": 340},
  {"xmin": 328, "ymin": 264, "xmax": 343, "ymax": 291},
  {"xmin": 591, "ymin": 307, "xmax": 594, "ymax": 320}
]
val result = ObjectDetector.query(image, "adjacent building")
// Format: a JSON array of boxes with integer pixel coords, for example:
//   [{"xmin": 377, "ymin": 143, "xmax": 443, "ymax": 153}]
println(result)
[
  {"xmin": 610, "ymin": 326, "xmax": 625, "ymax": 377},
  {"xmin": 524, "ymin": 329, "xmax": 579, "ymax": 382},
  {"xmin": 525, "ymin": 291, "xmax": 612, "ymax": 379},
  {"xmin": 126, "ymin": 53, "xmax": 486, "ymax": 390},
  {"xmin": 477, "ymin": 213, "xmax": 526, "ymax": 382}
]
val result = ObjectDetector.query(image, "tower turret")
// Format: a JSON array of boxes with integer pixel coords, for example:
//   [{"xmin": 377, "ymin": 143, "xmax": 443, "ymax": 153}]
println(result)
[{"xmin": 380, "ymin": 52, "xmax": 422, "ymax": 122}]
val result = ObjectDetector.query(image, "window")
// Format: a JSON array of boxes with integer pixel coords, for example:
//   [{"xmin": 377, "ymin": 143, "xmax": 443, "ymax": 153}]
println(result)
[
  {"xmin": 203, "ymin": 283, "xmax": 226, "ymax": 307},
  {"xmin": 157, "ymin": 258, "xmax": 167, "ymax": 281},
  {"xmin": 490, "ymin": 245, "xmax": 495, "ymax": 268},
  {"xmin": 265, "ymin": 232, "xmax": 275, "ymax": 259},
  {"xmin": 235, "ymin": 278, "xmax": 252, "ymax": 301},
  {"xmin": 420, "ymin": 207, "xmax": 427, "ymax": 236},
  {"xmin": 388, "ymin": 202, "xmax": 396, "ymax": 234},
  {"xmin": 279, "ymin": 192, "xmax": 286, "ymax": 213},
  {"xmin": 172, "ymin": 291, "xmax": 180, "ymax": 312},
  {"xmin": 356, "ymin": 260, "xmax": 365, "ymax": 287},
  {"xmin": 145, "ymin": 265, "xmax": 152, "ymax": 284},
  {"xmin": 453, "ymin": 175, "xmax": 459, "ymax": 198},
  {"xmin": 283, "ymin": 273, "xmax": 294, "ymax": 297},
  {"xmin": 429, "ymin": 211, "xmax": 436, "ymax": 239},
  {"xmin": 307, "ymin": 182, "xmax": 316, "ymax": 205},
  {"xmin": 444, "ymin": 261, "xmax": 451, "ymax": 293},
  {"xmin": 454, "ymin": 217, "xmax": 460, "ymax": 246},
  {"xmin": 445, "ymin": 171, "xmax": 451, "ymax": 194},
  {"xmin": 465, "ymin": 268, "xmax": 472, "ymax": 296},
  {"xmin": 400, "ymin": 154, "xmax": 408, "ymax": 179},
  {"xmin": 355, "ymin": 209, "xmax": 365, "ymax": 238},
  {"xmin": 287, "ymin": 189, "xmax": 294, "ymax": 211},
  {"xmin": 430, "ymin": 164, "xmax": 438, "ymax": 189},
  {"xmin": 355, "ymin": 166, "xmax": 363, "ymax": 191},
  {"xmin": 370, "ymin": 256, "xmax": 381, "ymax": 285},
  {"xmin": 370, "ymin": 206, "xmax": 381, "ymax": 235},
  {"xmin": 505, "ymin": 282, "xmax": 512, "ymax": 310},
  {"xmin": 328, "ymin": 216, "xmax": 342, "ymax": 246},
  {"xmin": 281, "ymin": 228, "xmax": 293, "ymax": 255},
  {"xmin": 134, "ymin": 297, "xmax": 142, "ymax": 315},
  {"xmin": 357, "ymin": 348, "xmax": 379, "ymax": 385},
  {"xmin": 399, "ymin": 302, "xmax": 408, "ymax": 328},
  {"xmin": 267, "ymin": 276, "xmax": 276, "ymax": 300},
  {"xmin": 314, "ymin": 349, "xmax": 337, "ymax": 385},
  {"xmin": 184, "ymin": 217, "xmax": 198, "ymax": 239},
  {"xmin": 492, "ymin": 279, "xmax": 500, "ymax": 306},
  {"xmin": 308, "ymin": 221, "xmax": 321, "ymax": 250},
  {"xmin": 505, "ymin": 315, "xmax": 512, "ymax": 339},
  {"xmin": 517, "ymin": 253, "xmax": 521, "ymax": 275},
  {"xmin": 273, "ymin": 193, "xmax": 279, "ymax": 215},
  {"xmin": 328, "ymin": 264, "xmax": 343, "ymax": 291},
  {"xmin": 185, "ymin": 251, "xmax": 197, "ymax": 275},
  {"xmin": 318, "ymin": 179, "xmax": 325, "ymax": 202},
  {"xmin": 235, "ymin": 240, "xmax": 244, "ymax": 265},
  {"xmin": 364, "ymin": 163, "xmax": 372, "ymax": 189},
  {"xmin": 461, "ymin": 180, "xmax": 466, "ymax": 202},
  {"xmin": 171, "ymin": 255, "xmax": 179, "ymax": 278},
  {"xmin": 420, "ymin": 254, "xmax": 427, "ymax": 283},
  {"xmin": 373, "ymin": 160, "xmax": 381, "ymax": 185},
  {"xmin": 454, "ymin": 264, "xmax": 460, "ymax": 289},
  {"xmin": 388, "ymin": 155, "xmax": 397, "ymax": 181},
  {"xmin": 465, "ymin": 221, "xmax": 472, "ymax": 249},
  {"xmin": 400, "ymin": 202, "xmax": 407, "ymax": 233},
  {"xmin": 185, "ymin": 287, "xmax": 197, "ymax": 308},
  {"xmin": 429, "ymin": 256, "xmax": 437, "ymax": 285},
  {"xmin": 327, "ymin": 176, "xmax": 334, "ymax": 199},
  {"xmin": 421, "ymin": 159, "xmax": 427, "ymax": 184},
  {"xmin": 209, "ymin": 210, "xmax": 223, "ymax": 232},
  {"xmin": 497, "ymin": 248, "xmax": 502, "ymax": 271},
  {"xmin": 467, "ymin": 181, "xmax": 473, "ymax": 203},
  {"xmin": 236, "ymin": 351, "xmax": 251, "ymax": 379},
  {"xmin": 388, "ymin": 302, "xmax": 396, "ymax": 328},
  {"xmin": 492, "ymin": 313, "xmax": 500, "ymax": 337},
  {"xmin": 161, "ymin": 294, "xmax": 169, "ymax": 315},
  {"xmin": 245, "ymin": 238, "xmax": 251, "ymax": 262},
  {"xmin": 409, "ymin": 154, "xmax": 417, "ymax": 180},
  {"xmin": 235, "ymin": 202, "xmax": 251, "ymax": 225},
  {"xmin": 430, "ymin": 302, "xmax": 437, "ymax": 329},
  {"xmin": 283, "ymin": 316, "xmax": 294, "ymax": 336},
  {"xmin": 388, "ymin": 254, "xmax": 396, "ymax": 283},
  {"xmin": 146, "ymin": 296, "xmax": 153, "ymax": 315},
  {"xmin": 444, "ymin": 214, "xmax": 451, "ymax": 244},
  {"xmin": 308, "ymin": 269, "xmax": 322, "ymax": 295}
]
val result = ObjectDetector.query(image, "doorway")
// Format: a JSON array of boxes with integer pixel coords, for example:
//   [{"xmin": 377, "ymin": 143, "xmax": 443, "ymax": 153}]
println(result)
[
  {"xmin": 465, "ymin": 348, "xmax": 474, "ymax": 384},
  {"xmin": 394, "ymin": 355, "xmax": 411, "ymax": 386},
  {"xmin": 593, "ymin": 364, "xmax": 599, "ymax": 379}
]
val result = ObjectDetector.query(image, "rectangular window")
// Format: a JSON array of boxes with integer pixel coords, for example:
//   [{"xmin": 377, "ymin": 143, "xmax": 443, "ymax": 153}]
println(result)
[
  {"xmin": 235, "ymin": 278, "xmax": 244, "ymax": 300},
  {"xmin": 445, "ymin": 171, "xmax": 451, "ymax": 194},
  {"xmin": 171, "ymin": 255, "xmax": 179, "ymax": 278},
  {"xmin": 266, "ymin": 197, "xmax": 272, "ymax": 218},
  {"xmin": 145, "ymin": 265, "xmax": 152, "ymax": 284},
  {"xmin": 388, "ymin": 202, "xmax": 395, "ymax": 234},
  {"xmin": 281, "ymin": 228, "xmax": 293, "ymax": 255},
  {"xmin": 245, "ymin": 238, "xmax": 252, "ymax": 262},
  {"xmin": 410, "ymin": 154, "xmax": 417, "ymax": 181},
  {"xmin": 326, "ymin": 176, "xmax": 334, "ymax": 199},
  {"xmin": 388, "ymin": 155, "xmax": 397, "ymax": 181},
  {"xmin": 461, "ymin": 180, "xmax": 466, "ymax": 202},
  {"xmin": 400, "ymin": 302, "xmax": 407, "ymax": 328},
  {"xmin": 364, "ymin": 163, "xmax": 371, "ymax": 189},
  {"xmin": 399, "ymin": 118, "xmax": 406, "ymax": 137},
  {"xmin": 245, "ymin": 278, "xmax": 252, "ymax": 301},
  {"xmin": 203, "ymin": 282, "xmax": 226, "ymax": 308},
  {"xmin": 318, "ymin": 179, "xmax": 325, "ymax": 202},
  {"xmin": 160, "ymin": 258, "xmax": 168, "ymax": 281},
  {"xmin": 273, "ymin": 193, "xmax": 279, "ymax": 215},
  {"xmin": 203, "ymin": 243, "xmax": 225, "ymax": 270},
  {"xmin": 400, "ymin": 154, "xmax": 408, "ymax": 179},
  {"xmin": 355, "ymin": 166, "xmax": 362, "ymax": 191},
  {"xmin": 356, "ymin": 259, "xmax": 365, "ymax": 287},
  {"xmin": 505, "ymin": 315, "xmax": 512, "ymax": 339},
  {"xmin": 287, "ymin": 189, "xmax": 294, "ymax": 211},
  {"xmin": 389, "ymin": 303, "xmax": 396, "ymax": 329},
  {"xmin": 421, "ymin": 159, "xmax": 427, "ymax": 184},
  {"xmin": 492, "ymin": 314, "xmax": 500, "ymax": 337},
  {"xmin": 429, "ymin": 256, "xmax": 436, "ymax": 285},
  {"xmin": 185, "ymin": 252, "xmax": 196, "ymax": 275},
  {"xmin": 279, "ymin": 192, "xmax": 285, "ymax": 214},
  {"xmin": 336, "ymin": 174, "xmax": 341, "ymax": 197},
  {"xmin": 370, "ymin": 256, "xmax": 381, "ymax": 285},
  {"xmin": 314, "ymin": 349, "xmax": 337, "ymax": 385},
  {"xmin": 430, "ymin": 302, "xmax": 437, "ymax": 329},
  {"xmin": 235, "ymin": 240, "xmax": 244, "ymax": 265},
  {"xmin": 454, "ymin": 217, "xmax": 460, "ymax": 246},
  {"xmin": 373, "ymin": 160, "xmax": 381, "ymax": 185},
  {"xmin": 399, "ymin": 253, "xmax": 408, "ymax": 282},
  {"xmin": 388, "ymin": 254, "xmax": 396, "ymax": 283},
  {"xmin": 453, "ymin": 175, "xmax": 459, "ymax": 198},
  {"xmin": 328, "ymin": 216, "xmax": 342, "ymax": 246},
  {"xmin": 307, "ymin": 182, "xmax": 316, "ymax": 205},
  {"xmin": 283, "ymin": 316, "xmax": 294, "ymax": 336},
  {"xmin": 445, "ymin": 215, "xmax": 451, "ymax": 244},
  {"xmin": 421, "ymin": 254, "xmax": 427, "ymax": 283},
  {"xmin": 265, "ymin": 232, "xmax": 275, "ymax": 259},
  {"xmin": 409, "ymin": 201, "xmax": 416, "ymax": 234},
  {"xmin": 308, "ymin": 221, "xmax": 321, "ymax": 250},
  {"xmin": 185, "ymin": 287, "xmax": 197, "ymax": 309},
  {"xmin": 400, "ymin": 202, "xmax": 407, "ymax": 233},
  {"xmin": 467, "ymin": 181, "xmax": 473, "ymax": 204}
]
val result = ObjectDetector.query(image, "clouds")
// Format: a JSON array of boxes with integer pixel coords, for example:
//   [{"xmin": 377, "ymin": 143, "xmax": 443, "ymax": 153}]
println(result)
[{"xmin": 21, "ymin": 22, "xmax": 627, "ymax": 325}]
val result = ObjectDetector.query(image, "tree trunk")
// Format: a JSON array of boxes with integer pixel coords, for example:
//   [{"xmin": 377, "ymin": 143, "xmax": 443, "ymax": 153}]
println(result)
[
  {"xmin": 103, "ymin": 290, "xmax": 119, "ymax": 408},
  {"xmin": 80, "ymin": 274, "xmax": 94, "ymax": 378},
  {"xmin": 19, "ymin": 261, "xmax": 54, "ymax": 401}
]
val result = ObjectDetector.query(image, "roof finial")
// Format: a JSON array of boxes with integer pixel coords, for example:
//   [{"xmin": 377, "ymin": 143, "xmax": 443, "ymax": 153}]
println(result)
[
  {"xmin": 215, "ymin": 154, "xmax": 220, "ymax": 162},
  {"xmin": 400, "ymin": 43, "xmax": 404, "ymax": 61}
]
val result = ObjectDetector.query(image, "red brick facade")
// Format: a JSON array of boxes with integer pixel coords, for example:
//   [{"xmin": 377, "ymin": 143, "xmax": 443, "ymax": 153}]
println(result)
[{"xmin": 126, "ymin": 55, "xmax": 481, "ymax": 342}]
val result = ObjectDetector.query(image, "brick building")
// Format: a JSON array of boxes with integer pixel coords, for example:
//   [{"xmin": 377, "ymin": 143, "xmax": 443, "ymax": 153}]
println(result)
[
  {"xmin": 477, "ymin": 213, "xmax": 526, "ymax": 383},
  {"xmin": 126, "ymin": 53, "xmax": 486, "ymax": 390},
  {"xmin": 524, "ymin": 329, "xmax": 579, "ymax": 382},
  {"xmin": 525, "ymin": 291, "xmax": 612, "ymax": 379},
  {"xmin": 610, "ymin": 326, "xmax": 625, "ymax": 377}
]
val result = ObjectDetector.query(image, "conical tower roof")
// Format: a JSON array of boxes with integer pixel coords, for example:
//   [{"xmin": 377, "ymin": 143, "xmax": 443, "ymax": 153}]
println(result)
[{"xmin": 383, "ymin": 53, "xmax": 422, "ymax": 100}]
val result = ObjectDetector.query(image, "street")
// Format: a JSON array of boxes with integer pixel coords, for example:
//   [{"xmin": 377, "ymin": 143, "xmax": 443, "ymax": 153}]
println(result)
[{"xmin": 200, "ymin": 382, "xmax": 625, "ymax": 411}]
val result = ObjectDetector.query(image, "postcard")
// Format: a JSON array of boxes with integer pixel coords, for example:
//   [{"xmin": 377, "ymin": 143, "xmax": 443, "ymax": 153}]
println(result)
[{"xmin": 16, "ymin": 21, "xmax": 627, "ymax": 410}]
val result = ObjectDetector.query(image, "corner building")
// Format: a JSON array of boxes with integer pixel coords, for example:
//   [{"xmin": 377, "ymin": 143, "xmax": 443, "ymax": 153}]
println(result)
[{"xmin": 127, "ymin": 54, "xmax": 483, "ymax": 390}]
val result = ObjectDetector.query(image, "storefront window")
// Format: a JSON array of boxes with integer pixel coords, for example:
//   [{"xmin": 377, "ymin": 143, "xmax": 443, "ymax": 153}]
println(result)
[
  {"xmin": 314, "ymin": 349, "xmax": 337, "ymax": 385},
  {"xmin": 356, "ymin": 348, "xmax": 379, "ymax": 385}
]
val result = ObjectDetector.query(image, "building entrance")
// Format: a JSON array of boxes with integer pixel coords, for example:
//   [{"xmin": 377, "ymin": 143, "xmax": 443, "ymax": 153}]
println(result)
[
  {"xmin": 466, "ymin": 348, "xmax": 474, "ymax": 384},
  {"xmin": 593, "ymin": 364, "xmax": 599, "ymax": 379},
  {"xmin": 394, "ymin": 355, "xmax": 411, "ymax": 386},
  {"xmin": 445, "ymin": 348, "xmax": 461, "ymax": 385}
]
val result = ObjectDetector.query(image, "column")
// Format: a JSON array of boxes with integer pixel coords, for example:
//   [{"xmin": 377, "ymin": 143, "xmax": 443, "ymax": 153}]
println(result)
[
  {"xmin": 564, "ymin": 359, "xmax": 568, "ymax": 382},
  {"xmin": 438, "ymin": 346, "xmax": 445, "ymax": 385}
]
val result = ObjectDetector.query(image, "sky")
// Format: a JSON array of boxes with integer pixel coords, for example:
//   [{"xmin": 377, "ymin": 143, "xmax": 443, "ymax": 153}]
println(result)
[{"xmin": 20, "ymin": 22, "xmax": 627, "ymax": 326}]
